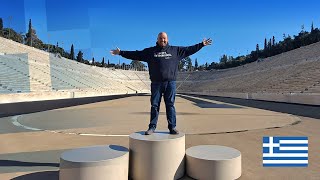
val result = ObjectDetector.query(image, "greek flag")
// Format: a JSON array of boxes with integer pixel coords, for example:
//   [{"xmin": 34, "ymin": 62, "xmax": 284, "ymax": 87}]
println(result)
[{"xmin": 263, "ymin": 136, "xmax": 308, "ymax": 167}]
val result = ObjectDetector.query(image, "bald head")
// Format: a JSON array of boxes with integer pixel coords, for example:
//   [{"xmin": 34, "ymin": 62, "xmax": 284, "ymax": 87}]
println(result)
[{"xmin": 157, "ymin": 32, "xmax": 168, "ymax": 47}]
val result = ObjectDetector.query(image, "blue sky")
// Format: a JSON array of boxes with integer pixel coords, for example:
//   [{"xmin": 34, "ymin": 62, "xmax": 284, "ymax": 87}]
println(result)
[{"xmin": 1, "ymin": 0, "xmax": 320, "ymax": 65}]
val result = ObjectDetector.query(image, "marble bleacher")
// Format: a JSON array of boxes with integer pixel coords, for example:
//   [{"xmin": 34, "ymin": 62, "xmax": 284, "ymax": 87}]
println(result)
[
  {"xmin": 177, "ymin": 42, "xmax": 320, "ymax": 94},
  {"xmin": 0, "ymin": 37, "xmax": 151, "ymax": 99}
]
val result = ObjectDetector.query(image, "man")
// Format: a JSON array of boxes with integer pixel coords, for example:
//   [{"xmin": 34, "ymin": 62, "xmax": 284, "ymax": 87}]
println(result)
[{"xmin": 110, "ymin": 32, "xmax": 212, "ymax": 135}]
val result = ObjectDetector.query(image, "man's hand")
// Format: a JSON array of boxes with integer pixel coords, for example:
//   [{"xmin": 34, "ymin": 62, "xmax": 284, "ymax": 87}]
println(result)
[
  {"xmin": 202, "ymin": 38, "xmax": 212, "ymax": 46},
  {"xmin": 110, "ymin": 47, "xmax": 121, "ymax": 55}
]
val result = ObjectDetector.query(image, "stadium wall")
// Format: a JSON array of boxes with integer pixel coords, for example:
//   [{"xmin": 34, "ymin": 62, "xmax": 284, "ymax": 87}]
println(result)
[
  {"xmin": 178, "ymin": 91, "xmax": 320, "ymax": 106},
  {"xmin": 0, "ymin": 91, "xmax": 139, "ymax": 104},
  {"xmin": 0, "ymin": 93, "xmax": 141, "ymax": 118}
]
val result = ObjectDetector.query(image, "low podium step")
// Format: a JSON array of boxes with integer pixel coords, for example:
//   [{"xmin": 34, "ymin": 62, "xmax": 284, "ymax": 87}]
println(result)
[
  {"xmin": 186, "ymin": 145, "xmax": 241, "ymax": 180},
  {"xmin": 129, "ymin": 131, "xmax": 185, "ymax": 180},
  {"xmin": 59, "ymin": 145, "xmax": 129, "ymax": 180}
]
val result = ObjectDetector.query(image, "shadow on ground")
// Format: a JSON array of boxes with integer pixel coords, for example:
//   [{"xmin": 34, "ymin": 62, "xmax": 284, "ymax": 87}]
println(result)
[
  {"xmin": 10, "ymin": 170, "xmax": 196, "ymax": 180},
  {"xmin": 11, "ymin": 171, "xmax": 59, "ymax": 180},
  {"xmin": 178, "ymin": 95, "xmax": 242, "ymax": 109},
  {"xmin": 179, "ymin": 94, "xmax": 320, "ymax": 119},
  {"xmin": 0, "ymin": 160, "xmax": 59, "ymax": 167}
]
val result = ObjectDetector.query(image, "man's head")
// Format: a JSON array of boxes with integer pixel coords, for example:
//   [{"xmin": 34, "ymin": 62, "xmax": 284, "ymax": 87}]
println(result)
[{"xmin": 157, "ymin": 32, "xmax": 168, "ymax": 47}]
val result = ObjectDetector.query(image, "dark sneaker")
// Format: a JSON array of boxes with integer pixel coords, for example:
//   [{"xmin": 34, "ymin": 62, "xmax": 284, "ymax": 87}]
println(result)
[
  {"xmin": 169, "ymin": 128, "xmax": 179, "ymax": 135},
  {"xmin": 145, "ymin": 128, "xmax": 155, "ymax": 135}
]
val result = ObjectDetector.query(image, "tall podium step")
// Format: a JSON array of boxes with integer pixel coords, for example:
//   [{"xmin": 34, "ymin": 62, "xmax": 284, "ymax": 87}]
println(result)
[
  {"xmin": 129, "ymin": 131, "xmax": 185, "ymax": 180},
  {"xmin": 59, "ymin": 145, "xmax": 129, "ymax": 180},
  {"xmin": 186, "ymin": 145, "xmax": 242, "ymax": 180}
]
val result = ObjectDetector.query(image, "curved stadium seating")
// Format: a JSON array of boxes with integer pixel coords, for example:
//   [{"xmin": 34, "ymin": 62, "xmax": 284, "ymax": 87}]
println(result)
[
  {"xmin": 176, "ymin": 42, "xmax": 320, "ymax": 105},
  {"xmin": 1, "ymin": 36, "xmax": 319, "ymax": 105},
  {"xmin": 0, "ymin": 37, "xmax": 150, "ymax": 103}
]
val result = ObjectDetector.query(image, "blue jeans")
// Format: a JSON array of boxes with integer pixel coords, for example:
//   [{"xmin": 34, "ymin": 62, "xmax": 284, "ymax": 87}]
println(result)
[{"xmin": 149, "ymin": 81, "xmax": 176, "ymax": 130}]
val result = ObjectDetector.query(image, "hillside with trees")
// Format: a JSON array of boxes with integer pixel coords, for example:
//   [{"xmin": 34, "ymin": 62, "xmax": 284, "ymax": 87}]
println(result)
[{"xmin": 206, "ymin": 23, "xmax": 320, "ymax": 70}]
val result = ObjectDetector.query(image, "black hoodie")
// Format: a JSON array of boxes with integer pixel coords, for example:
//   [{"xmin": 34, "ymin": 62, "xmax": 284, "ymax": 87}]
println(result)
[{"xmin": 119, "ymin": 42, "xmax": 204, "ymax": 82}]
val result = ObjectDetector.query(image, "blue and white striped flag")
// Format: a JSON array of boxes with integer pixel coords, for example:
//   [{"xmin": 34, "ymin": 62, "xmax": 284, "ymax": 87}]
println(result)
[{"xmin": 263, "ymin": 136, "xmax": 308, "ymax": 167}]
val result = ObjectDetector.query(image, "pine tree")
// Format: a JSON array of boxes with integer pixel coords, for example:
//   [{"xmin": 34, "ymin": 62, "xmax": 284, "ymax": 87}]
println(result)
[
  {"xmin": 76, "ymin": 51, "xmax": 83, "ymax": 62},
  {"xmin": 0, "ymin": 18, "xmax": 3, "ymax": 37},
  {"xmin": 70, "ymin": 44, "xmax": 75, "ymax": 60},
  {"xmin": 131, "ymin": 60, "xmax": 145, "ymax": 70},
  {"xmin": 311, "ymin": 22, "xmax": 314, "ymax": 32},
  {"xmin": 272, "ymin": 36, "xmax": 275, "ymax": 46},
  {"xmin": 256, "ymin": 44, "xmax": 259, "ymax": 59},
  {"xmin": 185, "ymin": 57, "xmax": 193, "ymax": 71},
  {"xmin": 101, "ymin": 57, "xmax": 105, "ymax": 67},
  {"xmin": 205, "ymin": 62, "xmax": 208, "ymax": 70},
  {"xmin": 56, "ymin": 42, "xmax": 59, "ymax": 53},
  {"xmin": 195, "ymin": 58, "xmax": 198, "ymax": 70},
  {"xmin": 26, "ymin": 19, "xmax": 33, "ymax": 46},
  {"xmin": 179, "ymin": 58, "xmax": 186, "ymax": 71},
  {"xmin": 220, "ymin": 54, "xmax": 228, "ymax": 64},
  {"xmin": 108, "ymin": 59, "xmax": 110, "ymax": 67},
  {"xmin": 268, "ymin": 38, "xmax": 272, "ymax": 50},
  {"xmin": 21, "ymin": 19, "xmax": 43, "ymax": 49},
  {"xmin": 301, "ymin": 24, "xmax": 305, "ymax": 32},
  {"xmin": 92, "ymin": 57, "xmax": 95, "ymax": 65},
  {"xmin": 264, "ymin": 38, "xmax": 267, "ymax": 50}
]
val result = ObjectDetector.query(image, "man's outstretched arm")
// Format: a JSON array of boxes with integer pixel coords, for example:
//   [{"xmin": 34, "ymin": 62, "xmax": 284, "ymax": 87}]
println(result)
[
  {"xmin": 177, "ymin": 38, "xmax": 213, "ymax": 59},
  {"xmin": 110, "ymin": 47, "xmax": 147, "ymax": 62}
]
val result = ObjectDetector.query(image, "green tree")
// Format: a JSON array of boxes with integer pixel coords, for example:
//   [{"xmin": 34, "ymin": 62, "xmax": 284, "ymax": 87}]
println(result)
[
  {"xmin": 26, "ymin": 19, "xmax": 33, "ymax": 46},
  {"xmin": 220, "ymin": 54, "xmax": 228, "ymax": 64},
  {"xmin": 2, "ymin": 28, "xmax": 23, "ymax": 43},
  {"xmin": 23, "ymin": 19, "xmax": 44, "ymax": 49},
  {"xmin": 131, "ymin": 60, "xmax": 145, "ymax": 70},
  {"xmin": 255, "ymin": 44, "xmax": 259, "ymax": 60},
  {"xmin": 56, "ymin": 46, "xmax": 65, "ymax": 57},
  {"xmin": 92, "ymin": 57, "xmax": 95, "ymax": 65},
  {"xmin": 107, "ymin": 59, "xmax": 110, "ymax": 67},
  {"xmin": 101, "ymin": 57, "xmax": 105, "ymax": 67},
  {"xmin": 283, "ymin": 35, "xmax": 293, "ymax": 52},
  {"xmin": 76, "ymin": 51, "xmax": 83, "ymax": 62},
  {"xmin": 121, "ymin": 62, "xmax": 126, "ymax": 69},
  {"xmin": 205, "ymin": 23, "xmax": 320, "ymax": 70},
  {"xmin": 198, "ymin": 65, "xmax": 205, "ymax": 71},
  {"xmin": 179, "ymin": 58, "xmax": 186, "ymax": 71},
  {"xmin": 185, "ymin": 56, "xmax": 193, "ymax": 71},
  {"xmin": 272, "ymin": 36, "xmax": 275, "ymax": 46},
  {"xmin": 301, "ymin": 24, "xmax": 305, "ymax": 33},
  {"xmin": 209, "ymin": 62, "xmax": 218, "ymax": 70},
  {"xmin": 194, "ymin": 58, "xmax": 198, "ymax": 70},
  {"xmin": 0, "ymin": 18, "xmax": 3, "ymax": 37},
  {"xmin": 70, "ymin": 44, "xmax": 75, "ymax": 60},
  {"xmin": 228, "ymin": 56, "xmax": 234, "ymax": 62},
  {"xmin": 55, "ymin": 42, "xmax": 59, "ymax": 53}
]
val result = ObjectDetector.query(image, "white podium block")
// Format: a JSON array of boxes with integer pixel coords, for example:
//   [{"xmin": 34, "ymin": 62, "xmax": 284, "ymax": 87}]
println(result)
[
  {"xmin": 186, "ymin": 145, "xmax": 241, "ymax": 180},
  {"xmin": 59, "ymin": 145, "xmax": 129, "ymax": 180},
  {"xmin": 129, "ymin": 131, "xmax": 185, "ymax": 180}
]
